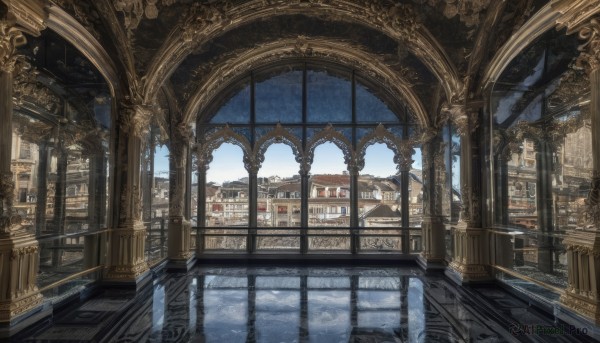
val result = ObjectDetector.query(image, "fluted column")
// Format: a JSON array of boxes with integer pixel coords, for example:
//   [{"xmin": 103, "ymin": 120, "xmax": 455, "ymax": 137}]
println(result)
[
  {"xmin": 167, "ymin": 124, "xmax": 194, "ymax": 270},
  {"xmin": 105, "ymin": 104, "xmax": 150, "ymax": 286},
  {"xmin": 0, "ymin": 22, "xmax": 44, "ymax": 336},
  {"xmin": 559, "ymin": 17, "xmax": 600, "ymax": 325},
  {"xmin": 418, "ymin": 130, "xmax": 446, "ymax": 270},
  {"xmin": 445, "ymin": 104, "xmax": 490, "ymax": 284}
]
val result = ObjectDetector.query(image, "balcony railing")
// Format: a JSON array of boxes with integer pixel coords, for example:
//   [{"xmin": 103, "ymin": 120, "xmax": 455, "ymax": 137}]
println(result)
[{"xmin": 191, "ymin": 226, "xmax": 422, "ymax": 254}]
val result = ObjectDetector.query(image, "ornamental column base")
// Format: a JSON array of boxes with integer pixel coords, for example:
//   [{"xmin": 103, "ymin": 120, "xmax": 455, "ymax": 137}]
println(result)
[
  {"xmin": 0, "ymin": 225, "xmax": 49, "ymax": 338},
  {"xmin": 417, "ymin": 216, "xmax": 446, "ymax": 271},
  {"xmin": 558, "ymin": 230, "xmax": 600, "ymax": 331},
  {"xmin": 445, "ymin": 222, "xmax": 492, "ymax": 284},
  {"xmin": 104, "ymin": 221, "xmax": 150, "ymax": 289},
  {"xmin": 167, "ymin": 217, "xmax": 195, "ymax": 272}
]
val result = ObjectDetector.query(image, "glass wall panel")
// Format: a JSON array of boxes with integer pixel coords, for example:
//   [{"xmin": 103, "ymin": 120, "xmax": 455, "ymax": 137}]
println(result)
[
  {"xmin": 205, "ymin": 143, "xmax": 248, "ymax": 251},
  {"xmin": 257, "ymin": 143, "xmax": 300, "ymax": 250},
  {"xmin": 409, "ymin": 147, "xmax": 423, "ymax": 228},
  {"xmin": 307, "ymin": 68, "xmax": 351, "ymax": 123},
  {"xmin": 358, "ymin": 143, "xmax": 402, "ymax": 252},
  {"xmin": 255, "ymin": 69, "xmax": 302, "ymax": 124},
  {"xmin": 450, "ymin": 127, "xmax": 461, "ymax": 223},
  {"xmin": 308, "ymin": 143, "xmax": 350, "ymax": 251},
  {"xmin": 64, "ymin": 146, "xmax": 90, "ymax": 235},
  {"xmin": 490, "ymin": 29, "xmax": 583, "ymax": 292}
]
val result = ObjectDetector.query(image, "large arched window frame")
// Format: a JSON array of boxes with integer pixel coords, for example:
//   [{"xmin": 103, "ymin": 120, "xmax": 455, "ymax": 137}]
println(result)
[{"xmin": 194, "ymin": 61, "xmax": 422, "ymax": 254}]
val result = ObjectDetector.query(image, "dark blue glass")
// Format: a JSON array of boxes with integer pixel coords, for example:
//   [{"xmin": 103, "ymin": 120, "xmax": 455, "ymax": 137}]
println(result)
[
  {"xmin": 307, "ymin": 70, "xmax": 351, "ymax": 123},
  {"xmin": 210, "ymin": 84, "xmax": 251, "ymax": 124},
  {"xmin": 256, "ymin": 70, "xmax": 302, "ymax": 123},
  {"xmin": 356, "ymin": 83, "xmax": 399, "ymax": 123}
]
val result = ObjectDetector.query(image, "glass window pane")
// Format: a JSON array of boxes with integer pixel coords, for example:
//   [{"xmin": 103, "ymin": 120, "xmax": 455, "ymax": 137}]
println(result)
[
  {"xmin": 307, "ymin": 69, "xmax": 351, "ymax": 123},
  {"xmin": 205, "ymin": 143, "xmax": 248, "ymax": 251},
  {"xmin": 358, "ymin": 144, "xmax": 402, "ymax": 252},
  {"xmin": 356, "ymin": 82, "xmax": 399, "ymax": 123},
  {"xmin": 308, "ymin": 143, "xmax": 350, "ymax": 251},
  {"xmin": 210, "ymin": 83, "xmax": 250, "ymax": 124},
  {"xmin": 255, "ymin": 69, "xmax": 302, "ymax": 124},
  {"xmin": 257, "ymin": 143, "xmax": 300, "ymax": 250}
]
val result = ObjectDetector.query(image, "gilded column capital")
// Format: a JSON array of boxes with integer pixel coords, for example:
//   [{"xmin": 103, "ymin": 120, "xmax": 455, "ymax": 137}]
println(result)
[
  {"xmin": 573, "ymin": 18, "xmax": 600, "ymax": 73},
  {"xmin": 396, "ymin": 140, "xmax": 415, "ymax": 172},
  {"xmin": 243, "ymin": 155, "xmax": 261, "ymax": 175},
  {"xmin": 118, "ymin": 101, "xmax": 153, "ymax": 138},
  {"xmin": 442, "ymin": 103, "xmax": 478, "ymax": 137},
  {"xmin": 0, "ymin": 22, "xmax": 26, "ymax": 73}
]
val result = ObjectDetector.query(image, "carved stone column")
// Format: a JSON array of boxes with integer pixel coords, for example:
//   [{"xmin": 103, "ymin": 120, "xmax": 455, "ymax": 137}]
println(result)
[
  {"xmin": 105, "ymin": 104, "xmax": 150, "ymax": 286},
  {"xmin": 348, "ymin": 159, "xmax": 360, "ymax": 254},
  {"xmin": 0, "ymin": 22, "xmax": 45, "ymax": 337},
  {"xmin": 299, "ymin": 162, "xmax": 310, "ymax": 254},
  {"xmin": 167, "ymin": 124, "xmax": 194, "ymax": 271},
  {"xmin": 195, "ymin": 155, "xmax": 208, "ymax": 254},
  {"xmin": 559, "ymin": 16, "xmax": 600, "ymax": 326},
  {"xmin": 445, "ymin": 104, "xmax": 490, "ymax": 284},
  {"xmin": 244, "ymin": 155, "xmax": 259, "ymax": 254},
  {"xmin": 418, "ymin": 130, "xmax": 446, "ymax": 270}
]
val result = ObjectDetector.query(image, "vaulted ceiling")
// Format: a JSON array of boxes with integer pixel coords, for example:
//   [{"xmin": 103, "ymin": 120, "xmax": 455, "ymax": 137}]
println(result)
[{"xmin": 6, "ymin": 0, "xmax": 590, "ymax": 132}]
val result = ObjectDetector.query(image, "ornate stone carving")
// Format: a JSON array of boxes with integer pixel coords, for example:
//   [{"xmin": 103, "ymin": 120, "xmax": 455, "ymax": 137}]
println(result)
[
  {"xmin": 196, "ymin": 125, "xmax": 252, "ymax": 174},
  {"xmin": 580, "ymin": 172, "xmax": 600, "ymax": 229},
  {"xmin": 356, "ymin": 124, "xmax": 404, "ymax": 173},
  {"xmin": 254, "ymin": 123, "xmax": 304, "ymax": 174},
  {"xmin": 0, "ymin": 22, "xmax": 26, "ymax": 73},
  {"xmin": 113, "ymin": 0, "xmax": 173, "ymax": 34},
  {"xmin": 306, "ymin": 124, "xmax": 353, "ymax": 172},
  {"xmin": 460, "ymin": 184, "xmax": 480, "ymax": 226},
  {"xmin": 442, "ymin": 102, "xmax": 478, "ymax": 136},
  {"xmin": 0, "ymin": 172, "xmax": 16, "ymax": 233},
  {"xmin": 181, "ymin": 1, "xmax": 232, "ymax": 43},
  {"xmin": 2, "ymin": 0, "xmax": 46, "ymax": 36},
  {"xmin": 574, "ymin": 18, "xmax": 600, "ymax": 73},
  {"xmin": 13, "ymin": 63, "xmax": 61, "ymax": 114},
  {"xmin": 118, "ymin": 102, "xmax": 152, "ymax": 138},
  {"xmin": 145, "ymin": 0, "xmax": 462, "ymax": 116},
  {"xmin": 397, "ymin": 139, "xmax": 416, "ymax": 172},
  {"xmin": 182, "ymin": 37, "xmax": 428, "ymax": 128}
]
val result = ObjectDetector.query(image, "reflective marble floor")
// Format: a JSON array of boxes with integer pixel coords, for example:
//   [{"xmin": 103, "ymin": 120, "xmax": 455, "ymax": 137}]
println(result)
[{"xmin": 11, "ymin": 265, "xmax": 600, "ymax": 343}]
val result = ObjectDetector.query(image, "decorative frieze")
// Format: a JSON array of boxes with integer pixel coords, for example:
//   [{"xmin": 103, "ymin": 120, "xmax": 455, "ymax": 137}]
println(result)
[
  {"xmin": 0, "ymin": 232, "xmax": 43, "ymax": 323},
  {"xmin": 0, "ymin": 22, "xmax": 26, "ymax": 73},
  {"xmin": 560, "ymin": 230, "xmax": 600, "ymax": 324}
]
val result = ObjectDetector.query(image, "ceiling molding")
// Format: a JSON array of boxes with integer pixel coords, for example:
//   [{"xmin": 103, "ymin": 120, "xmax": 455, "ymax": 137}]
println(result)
[
  {"xmin": 143, "ymin": 0, "xmax": 461, "ymax": 108},
  {"xmin": 46, "ymin": 4, "xmax": 120, "ymax": 98},
  {"xmin": 182, "ymin": 37, "xmax": 429, "ymax": 129},
  {"xmin": 481, "ymin": 2, "xmax": 559, "ymax": 90}
]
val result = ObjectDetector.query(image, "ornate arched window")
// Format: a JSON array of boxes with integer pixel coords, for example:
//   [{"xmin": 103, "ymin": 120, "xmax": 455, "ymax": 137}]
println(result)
[{"xmin": 194, "ymin": 62, "xmax": 421, "ymax": 254}]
